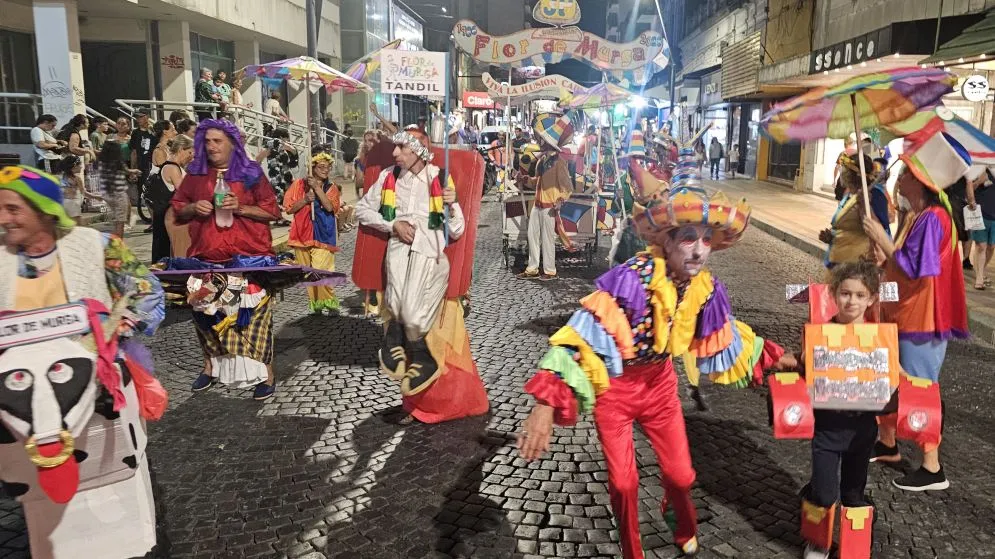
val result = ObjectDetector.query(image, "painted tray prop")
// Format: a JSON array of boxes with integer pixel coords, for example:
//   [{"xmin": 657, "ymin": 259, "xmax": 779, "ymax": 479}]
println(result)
[
  {"xmin": 0, "ymin": 299, "xmax": 166, "ymax": 559},
  {"xmin": 152, "ymin": 257, "xmax": 347, "ymax": 296},
  {"xmin": 352, "ymin": 146, "xmax": 485, "ymax": 297}
]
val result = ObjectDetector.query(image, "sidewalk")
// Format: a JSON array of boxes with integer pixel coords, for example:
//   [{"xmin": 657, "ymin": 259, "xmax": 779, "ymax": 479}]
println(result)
[{"xmin": 703, "ymin": 176, "xmax": 995, "ymax": 346}]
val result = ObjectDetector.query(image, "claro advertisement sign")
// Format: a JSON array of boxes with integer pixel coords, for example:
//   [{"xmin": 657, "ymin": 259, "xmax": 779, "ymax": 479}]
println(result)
[{"xmin": 462, "ymin": 91, "xmax": 498, "ymax": 109}]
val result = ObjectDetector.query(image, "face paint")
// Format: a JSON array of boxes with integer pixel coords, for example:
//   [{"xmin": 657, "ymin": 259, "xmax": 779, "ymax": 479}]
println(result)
[{"xmin": 663, "ymin": 225, "xmax": 713, "ymax": 279}]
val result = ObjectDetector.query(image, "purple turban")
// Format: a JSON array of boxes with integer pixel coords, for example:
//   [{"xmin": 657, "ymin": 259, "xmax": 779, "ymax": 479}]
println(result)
[{"xmin": 187, "ymin": 119, "xmax": 264, "ymax": 188}]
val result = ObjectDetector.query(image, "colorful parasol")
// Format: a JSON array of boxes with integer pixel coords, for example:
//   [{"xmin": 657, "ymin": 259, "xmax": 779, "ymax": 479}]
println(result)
[
  {"xmin": 883, "ymin": 105, "xmax": 995, "ymax": 181},
  {"xmin": 344, "ymin": 39, "xmax": 403, "ymax": 84},
  {"xmin": 761, "ymin": 68, "xmax": 956, "ymax": 143},
  {"xmin": 559, "ymin": 82, "xmax": 633, "ymax": 109},
  {"xmin": 761, "ymin": 67, "xmax": 956, "ymax": 213},
  {"xmin": 240, "ymin": 56, "xmax": 372, "ymax": 94}
]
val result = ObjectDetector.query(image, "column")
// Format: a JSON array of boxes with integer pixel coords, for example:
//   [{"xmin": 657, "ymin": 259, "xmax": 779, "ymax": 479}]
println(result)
[
  {"xmin": 32, "ymin": 0, "xmax": 85, "ymax": 125},
  {"xmin": 234, "ymin": 39, "xmax": 261, "ymax": 109},
  {"xmin": 158, "ymin": 20, "xmax": 194, "ymax": 104},
  {"xmin": 288, "ymin": 81, "xmax": 309, "ymax": 127}
]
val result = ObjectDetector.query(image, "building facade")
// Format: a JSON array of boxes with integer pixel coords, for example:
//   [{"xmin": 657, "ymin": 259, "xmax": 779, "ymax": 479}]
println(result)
[{"xmin": 1, "ymin": 0, "xmax": 343, "ymax": 159}]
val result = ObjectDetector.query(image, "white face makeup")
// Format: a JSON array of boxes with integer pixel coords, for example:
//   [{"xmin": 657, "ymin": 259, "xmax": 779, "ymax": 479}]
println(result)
[{"xmin": 663, "ymin": 225, "xmax": 713, "ymax": 279}]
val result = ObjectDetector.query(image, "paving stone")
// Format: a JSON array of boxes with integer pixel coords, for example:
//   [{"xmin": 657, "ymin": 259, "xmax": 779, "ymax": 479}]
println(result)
[{"xmin": 0, "ymin": 199, "xmax": 989, "ymax": 559}]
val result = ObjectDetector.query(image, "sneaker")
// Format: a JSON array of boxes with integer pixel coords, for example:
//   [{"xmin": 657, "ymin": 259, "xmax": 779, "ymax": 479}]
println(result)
[
  {"xmin": 191, "ymin": 373, "xmax": 217, "ymax": 391},
  {"xmin": 252, "ymin": 382, "xmax": 276, "ymax": 400},
  {"xmin": 517, "ymin": 270, "xmax": 540, "ymax": 279},
  {"xmin": 538, "ymin": 273, "xmax": 557, "ymax": 281},
  {"xmin": 869, "ymin": 441, "xmax": 901, "ymax": 463},
  {"xmin": 400, "ymin": 339, "xmax": 442, "ymax": 396},
  {"xmin": 803, "ymin": 543, "xmax": 830, "ymax": 559},
  {"xmin": 379, "ymin": 321, "xmax": 407, "ymax": 380},
  {"xmin": 963, "ymin": 258, "xmax": 974, "ymax": 270},
  {"xmin": 680, "ymin": 536, "xmax": 700, "ymax": 556},
  {"xmin": 892, "ymin": 466, "xmax": 949, "ymax": 491}
]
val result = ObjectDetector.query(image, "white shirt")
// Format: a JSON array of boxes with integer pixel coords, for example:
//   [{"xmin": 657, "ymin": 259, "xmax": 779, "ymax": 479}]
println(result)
[
  {"xmin": 264, "ymin": 98, "xmax": 286, "ymax": 118},
  {"xmin": 355, "ymin": 164, "xmax": 465, "ymax": 258},
  {"xmin": 30, "ymin": 127, "xmax": 60, "ymax": 160}
]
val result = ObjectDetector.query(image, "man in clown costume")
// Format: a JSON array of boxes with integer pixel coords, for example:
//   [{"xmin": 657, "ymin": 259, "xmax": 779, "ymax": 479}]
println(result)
[
  {"xmin": 355, "ymin": 129, "xmax": 465, "ymax": 398},
  {"xmin": 517, "ymin": 137, "xmax": 788, "ymax": 557}
]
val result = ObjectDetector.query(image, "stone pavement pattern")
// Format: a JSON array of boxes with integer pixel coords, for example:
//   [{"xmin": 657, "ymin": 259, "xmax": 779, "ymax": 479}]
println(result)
[{"xmin": 0, "ymin": 199, "xmax": 994, "ymax": 558}]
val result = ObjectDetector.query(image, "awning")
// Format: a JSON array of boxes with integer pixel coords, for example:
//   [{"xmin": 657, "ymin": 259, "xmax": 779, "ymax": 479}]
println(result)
[{"xmin": 922, "ymin": 10, "xmax": 995, "ymax": 64}]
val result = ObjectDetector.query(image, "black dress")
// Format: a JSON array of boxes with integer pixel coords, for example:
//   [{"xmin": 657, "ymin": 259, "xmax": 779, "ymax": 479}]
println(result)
[{"xmin": 147, "ymin": 161, "xmax": 181, "ymax": 263}]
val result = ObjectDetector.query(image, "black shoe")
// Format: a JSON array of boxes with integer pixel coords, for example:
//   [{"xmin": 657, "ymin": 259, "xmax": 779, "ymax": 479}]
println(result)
[
  {"xmin": 869, "ymin": 441, "xmax": 901, "ymax": 463},
  {"xmin": 400, "ymin": 339, "xmax": 441, "ymax": 396},
  {"xmin": 379, "ymin": 321, "xmax": 407, "ymax": 380},
  {"xmin": 964, "ymin": 258, "xmax": 974, "ymax": 270},
  {"xmin": 893, "ymin": 466, "xmax": 949, "ymax": 491}
]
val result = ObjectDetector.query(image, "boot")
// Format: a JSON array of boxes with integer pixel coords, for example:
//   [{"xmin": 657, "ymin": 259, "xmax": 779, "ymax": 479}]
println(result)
[
  {"xmin": 379, "ymin": 321, "xmax": 407, "ymax": 380},
  {"xmin": 401, "ymin": 339, "xmax": 442, "ymax": 396}
]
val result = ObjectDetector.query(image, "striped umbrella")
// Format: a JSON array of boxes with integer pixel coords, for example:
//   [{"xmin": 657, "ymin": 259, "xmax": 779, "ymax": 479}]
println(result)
[
  {"xmin": 884, "ymin": 105, "xmax": 995, "ymax": 182},
  {"xmin": 559, "ymin": 82, "xmax": 633, "ymax": 109},
  {"xmin": 761, "ymin": 67, "xmax": 957, "ymax": 211},
  {"xmin": 240, "ymin": 56, "xmax": 372, "ymax": 93},
  {"xmin": 344, "ymin": 39, "xmax": 403, "ymax": 84}
]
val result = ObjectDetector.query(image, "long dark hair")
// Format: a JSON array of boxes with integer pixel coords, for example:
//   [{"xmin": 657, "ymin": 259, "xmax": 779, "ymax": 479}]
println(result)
[
  {"xmin": 98, "ymin": 140, "xmax": 127, "ymax": 173},
  {"xmin": 152, "ymin": 120, "xmax": 174, "ymax": 147},
  {"xmin": 57, "ymin": 114, "xmax": 88, "ymax": 141}
]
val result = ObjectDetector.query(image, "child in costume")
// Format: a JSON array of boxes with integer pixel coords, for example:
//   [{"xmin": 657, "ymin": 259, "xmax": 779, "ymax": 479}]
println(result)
[
  {"xmin": 778, "ymin": 261, "xmax": 883, "ymax": 559},
  {"xmin": 353, "ymin": 129, "xmax": 488, "ymax": 423},
  {"xmin": 283, "ymin": 152, "xmax": 342, "ymax": 314},
  {"xmin": 517, "ymin": 139, "xmax": 787, "ymax": 558}
]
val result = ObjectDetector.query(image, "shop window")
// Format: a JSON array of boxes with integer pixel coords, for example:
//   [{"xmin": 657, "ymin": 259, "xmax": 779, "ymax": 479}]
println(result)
[{"xmin": 768, "ymin": 141, "xmax": 801, "ymax": 183}]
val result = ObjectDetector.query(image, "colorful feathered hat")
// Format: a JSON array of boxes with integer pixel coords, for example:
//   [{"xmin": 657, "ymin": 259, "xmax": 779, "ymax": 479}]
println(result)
[
  {"xmin": 533, "ymin": 112, "xmax": 574, "ymax": 151},
  {"xmin": 627, "ymin": 127, "xmax": 751, "ymax": 250}
]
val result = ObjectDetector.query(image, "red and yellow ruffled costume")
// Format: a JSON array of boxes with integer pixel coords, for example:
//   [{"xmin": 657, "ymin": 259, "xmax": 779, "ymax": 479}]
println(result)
[{"xmin": 524, "ymin": 145, "xmax": 784, "ymax": 558}]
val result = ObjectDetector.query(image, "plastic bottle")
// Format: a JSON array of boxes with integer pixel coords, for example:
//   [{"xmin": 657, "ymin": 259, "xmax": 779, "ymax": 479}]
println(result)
[{"xmin": 214, "ymin": 169, "xmax": 234, "ymax": 228}]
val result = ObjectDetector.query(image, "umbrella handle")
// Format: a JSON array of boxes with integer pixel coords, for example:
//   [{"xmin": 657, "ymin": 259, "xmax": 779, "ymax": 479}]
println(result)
[{"xmin": 849, "ymin": 93, "xmax": 873, "ymax": 218}]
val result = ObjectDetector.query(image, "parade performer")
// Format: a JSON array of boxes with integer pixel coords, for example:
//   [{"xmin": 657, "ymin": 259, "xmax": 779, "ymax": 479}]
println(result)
[
  {"xmin": 517, "ymin": 141, "xmax": 786, "ymax": 558},
  {"xmin": 861, "ymin": 152, "xmax": 969, "ymax": 491},
  {"xmin": 170, "ymin": 119, "xmax": 281, "ymax": 400},
  {"xmin": 284, "ymin": 152, "xmax": 341, "ymax": 314},
  {"xmin": 0, "ymin": 165, "xmax": 166, "ymax": 558},
  {"xmin": 354, "ymin": 129, "xmax": 488, "ymax": 423},
  {"xmin": 518, "ymin": 113, "xmax": 574, "ymax": 280}
]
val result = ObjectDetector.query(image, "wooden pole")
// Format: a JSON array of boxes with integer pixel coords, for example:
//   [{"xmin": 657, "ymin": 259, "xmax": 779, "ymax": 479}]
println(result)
[{"xmin": 849, "ymin": 93, "xmax": 873, "ymax": 216}]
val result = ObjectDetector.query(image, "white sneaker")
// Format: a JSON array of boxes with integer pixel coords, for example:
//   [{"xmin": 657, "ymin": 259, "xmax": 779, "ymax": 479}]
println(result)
[{"xmin": 803, "ymin": 544, "xmax": 830, "ymax": 559}]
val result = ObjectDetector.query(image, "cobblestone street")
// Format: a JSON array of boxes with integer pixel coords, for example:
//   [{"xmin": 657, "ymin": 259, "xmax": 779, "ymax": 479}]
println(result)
[{"xmin": 2, "ymin": 198, "xmax": 994, "ymax": 559}]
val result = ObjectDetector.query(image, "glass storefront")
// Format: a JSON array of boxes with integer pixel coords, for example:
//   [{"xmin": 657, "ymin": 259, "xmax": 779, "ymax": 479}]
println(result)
[{"xmin": 767, "ymin": 140, "xmax": 801, "ymax": 183}]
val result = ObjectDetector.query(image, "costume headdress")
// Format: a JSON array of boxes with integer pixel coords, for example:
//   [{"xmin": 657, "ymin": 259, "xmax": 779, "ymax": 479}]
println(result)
[
  {"xmin": 310, "ymin": 152, "xmax": 334, "ymax": 168},
  {"xmin": 627, "ymin": 127, "xmax": 751, "ymax": 250},
  {"xmin": 391, "ymin": 130, "xmax": 434, "ymax": 163},
  {"xmin": 627, "ymin": 129, "xmax": 646, "ymax": 158},
  {"xmin": 0, "ymin": 165, "xmax": 75, "ymax": 229},
  {"xmin": 187, "ymin": 119, "xmax": 263, "ymax": 188},
  {"xmin": 533, "ymin": 112, "xmax": 574, "ymax": 151}
]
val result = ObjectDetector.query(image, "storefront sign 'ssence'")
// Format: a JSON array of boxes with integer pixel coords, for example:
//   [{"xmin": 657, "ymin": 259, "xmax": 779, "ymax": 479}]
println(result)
[
  {"xmin": 380, "ymin": 49, "xmax": 446, "ymax": 99},
  {"xmin": 961, "ymin": 75, "xmax": 990, "ymax": 103},
  {"xmin": 809, "ymin": 27, "xmax": 891, "ymax": 74}
]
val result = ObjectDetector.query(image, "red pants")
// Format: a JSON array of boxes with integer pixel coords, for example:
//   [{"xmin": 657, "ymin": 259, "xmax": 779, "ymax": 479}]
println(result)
[{"xmin": 593, "ymin": 360, "xmax": 697, "ymax": 558}]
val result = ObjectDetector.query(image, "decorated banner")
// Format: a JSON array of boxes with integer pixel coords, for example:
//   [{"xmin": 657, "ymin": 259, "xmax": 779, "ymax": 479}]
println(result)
[
  {"xmin": 381, "ymin": 49, "xmax": 446, "ymax": 98},
  {"xmin": 454, "ymin": 20, "xmax": 667, "ymax": 83},
  {"xmin": 482, "ymin": 72, "xmax": 586, "ymax": 100}
]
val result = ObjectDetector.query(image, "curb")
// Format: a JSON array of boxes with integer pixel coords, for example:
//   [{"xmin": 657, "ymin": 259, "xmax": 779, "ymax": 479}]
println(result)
[{"xmin": 749, "ymin": 215, "xmax": 995, "ymax": 347}]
